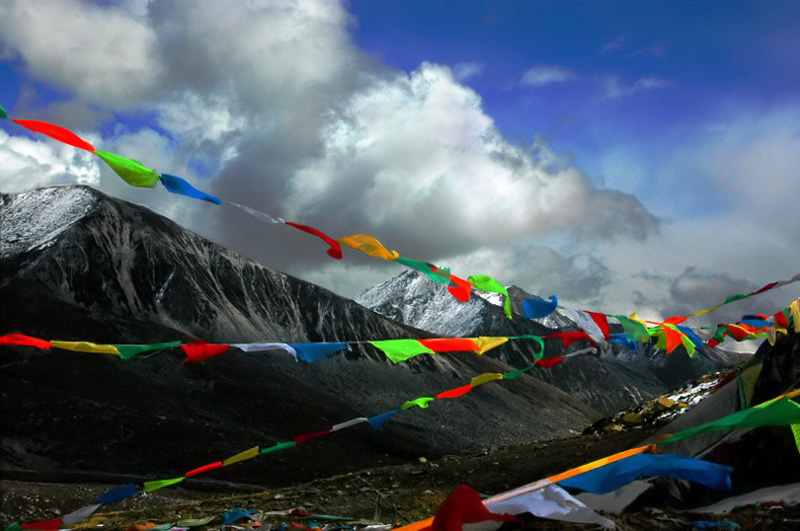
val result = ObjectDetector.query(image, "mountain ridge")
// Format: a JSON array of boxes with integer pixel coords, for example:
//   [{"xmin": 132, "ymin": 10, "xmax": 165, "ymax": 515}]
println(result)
[{"xmin": 0, "ymin": 185, "xmax": 601, "ymax": 485}]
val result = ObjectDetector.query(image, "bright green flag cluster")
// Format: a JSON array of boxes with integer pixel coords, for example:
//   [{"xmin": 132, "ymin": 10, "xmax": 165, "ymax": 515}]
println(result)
[
  {"xmin": 402, "ymin": 397, "xmax": 435, "ymax": 410},
  {"xmin": 0, "ymin": 103, "xmax": 7, "ymax": 120},
  {"xmin": 468, "ymin": 275, "xmax": 512, "ymax": 318},
  {"xmin": 95, "ymin": 150, "xmax": 159, "ymax": 188}
]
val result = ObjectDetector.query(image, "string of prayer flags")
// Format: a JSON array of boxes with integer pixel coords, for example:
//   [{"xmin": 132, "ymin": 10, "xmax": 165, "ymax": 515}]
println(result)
[
  {"xmin": 468, "ymin": 275, "xmax": 512, "ymax": 318},
  {"xmin": 523, "ymin": 295, "xmax": 558, "ymax": 319},
  {"xmin": 687, "ymin": 273, "xmax": 800, "ymax": 317}
]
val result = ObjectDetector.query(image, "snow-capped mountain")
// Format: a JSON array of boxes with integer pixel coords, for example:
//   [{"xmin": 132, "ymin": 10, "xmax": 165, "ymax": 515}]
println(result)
[
  {"xmin": 0, "ymin": 185, "xmax": 601, "ymax": 485},
  {"xmin": 356, "ymin": 269, "xmax": 745, "ymax": 414}
]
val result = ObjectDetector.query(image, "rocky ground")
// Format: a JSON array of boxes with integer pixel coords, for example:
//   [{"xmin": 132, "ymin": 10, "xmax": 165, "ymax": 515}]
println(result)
[
  {"xmin": 4, "ymin": 369, "xmax": 799, "ymax": 530},
  {"xmin": 3, "ymin": 424, "xmax": 800, "ymax": 531}
]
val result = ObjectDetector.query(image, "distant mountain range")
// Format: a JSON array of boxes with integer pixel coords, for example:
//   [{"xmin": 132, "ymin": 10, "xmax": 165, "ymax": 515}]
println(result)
[
  {"xmin": 356, "ymin": 263, "xmax": 748, "ymax": 414},
  {"xmin": 1, "ymin": 185, "xmax": 604, "ymax": 486}
]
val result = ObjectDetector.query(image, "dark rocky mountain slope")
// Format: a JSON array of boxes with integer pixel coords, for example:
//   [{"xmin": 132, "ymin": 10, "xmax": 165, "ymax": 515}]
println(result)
[
  {"xmin": 0, "ymin": 185, "xmax": 600, "ymax": 486},
  {"xmin": 356, "ymin": 270, "xmax": 747, "ymax": 414}
]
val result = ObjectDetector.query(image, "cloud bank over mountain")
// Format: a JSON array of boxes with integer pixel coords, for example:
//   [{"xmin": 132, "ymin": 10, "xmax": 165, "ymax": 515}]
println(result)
[{"xmin": 0, "ymin": 0, "xmax": 796, "ymax": 320}]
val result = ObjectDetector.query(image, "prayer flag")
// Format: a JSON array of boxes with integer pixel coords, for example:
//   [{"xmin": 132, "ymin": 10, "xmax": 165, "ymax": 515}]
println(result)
[
  {"xmin": 95, "ymin": 150, "xmax": 159, "ymax": 187},
  {"xmin": 523, "ymin": 295, "xmax": 558, "ymax": 319},
  {"xmin": 468, "ymin": 275, "xmax": 512, "ymax": 318},
  {"xmin": 369, "ymin": 339, "xmax": 435, "ymax": 363},
  {"xmin": 285, "ymin": 222, "xmax": 343, "ymax": 259},
  {"xmin": 182, "ymin": 340, "xmax": 230, "ymax": 362},
  {"xmin": 10, "ymin": 119, "xmax": 95, "ymax": 152},
  {"xmin": 159, "ymin": 174, "xmax": 222, "ymax": 204},
  {"xmin": 337, "ymin": 234, "xmax": 399, "ymax": 260}
]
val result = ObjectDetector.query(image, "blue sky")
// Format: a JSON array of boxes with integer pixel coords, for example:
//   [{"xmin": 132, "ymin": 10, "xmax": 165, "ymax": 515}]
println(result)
[{"xmin": 0, "ymin": 0, "xmax": 798, "ymax": 327}]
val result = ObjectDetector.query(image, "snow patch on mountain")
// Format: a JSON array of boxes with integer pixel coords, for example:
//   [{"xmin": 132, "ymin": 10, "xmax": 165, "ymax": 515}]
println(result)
[{"xmin": 0, "ymin": 186, "xmax": 99, "ymax": 259}]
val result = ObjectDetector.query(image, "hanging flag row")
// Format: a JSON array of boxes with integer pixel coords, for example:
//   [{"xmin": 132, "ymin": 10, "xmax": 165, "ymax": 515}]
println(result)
[
  {"xmin": 0, "ymin": 331, "xmax": 602, "ymax": 364},
  {"xmin": 5, "ymin": 354, "xmax": 584, "ymax": 531},
  {"xmin": 4, "ymin": 103, "xmax": 797, "ymax": 319},
  {"xmin": 396, "ymin": 388, "xmax": 800, "ymax": 531},
  {"xmin": 1, "ymin": 301, "xmax": 796, "ymax": 369},
  {"xmin": 0, "ymin": 104, "xmax": 496, "ymax": 304}
]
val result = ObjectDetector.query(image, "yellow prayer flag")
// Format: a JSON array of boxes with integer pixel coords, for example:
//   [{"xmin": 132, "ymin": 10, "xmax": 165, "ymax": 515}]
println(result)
[
  {"xmin": 473, "ymin": 337, "xmax": 509, "ymax": 355},
  {"xmin": 337, "ymin": 234, "xmax": 400, "ymax": 261},
  {"xmin": 50, "ymin": 341, "xmax": 120, "ymax": 355},
  {"xmin": 470, "ymin": 373, "xmax": 504, "ymax": 387},
  {"xmin": 223, "ymin": 446, "xmax": 260, "ymax": 466}
]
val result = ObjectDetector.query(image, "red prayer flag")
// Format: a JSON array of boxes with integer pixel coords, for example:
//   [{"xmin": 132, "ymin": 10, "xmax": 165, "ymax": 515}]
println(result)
[
  {"xmin": 289, "ymin": 523, "xmax": 316, "ymax": 531},
  {"xmin": 285, "ymin": 222, "xmax": 343, "ymax": 259},
  {"xmin": 433, "ymin": 485, "xmax": 520, "ymax": 531},
  {"xmin": 545, "ymin": 331, "xmax": 597, "ymax": 349},
  {"xmin": 419, "ymin": 338, "xmax": 479, "ymax": 352},
  {"xmin": 21, "ymin": 517, "xmax": 63, "ymax": 531},
  {"xmin": 661, "ymin": 326, "xmax": 683, "ymax": 354},
  {"xmin": 750, "ymin": 281, "xmax": 779, "ymax": 296},
  {"xmin": 775, "ymin": 310, "xmax": 789, "ymax": 328},
  {"xmin": 436, "ymin": 384, "xmax": 474, "ymax": 399},
  {"xmin": 536, "ymin": 356, "xmax": 565, "ymax": 368},
  {"xmin": 185, "ymin": 461, "xmax": 223, "ymax": 477},
  {"xmin": 11, "ymin": 119, "xmax": 96, "ymax": 152},
  {"xmin": 727, "ymin": 324, "xmax": 753, "ymax": 341},
  {"xmin": 293, "ymin": 430, "xmax": 330, "ymax": 445},
  {"xmin": 446, "ymin": 274, "xmax": 472, "ymax": 302},
  {"xmin": 0, "ymin": 334, "xmax": 52, "ymax": 349},
  {"xmin": 182, "ymin": 340, "xmax": 230, "ymax": 362},
  {"xmin": 585, "ymin": 311, "xmax": 611, "ymax": 340}
]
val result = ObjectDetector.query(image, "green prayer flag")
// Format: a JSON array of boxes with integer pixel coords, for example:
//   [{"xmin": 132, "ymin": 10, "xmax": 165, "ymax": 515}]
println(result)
[
  {"xmin": 503, "ymin": 363, "xmax": 537, "ymax": 380},
  {"xmin": 614, "ymin": 315, "xmax": 651, "ymax": 341},
  {"xmin": 723, "ymin": 293, "xmax": 749, "ymax": 305},
  {"xmin": 260, "ymin": 441, "xmax": 297, "ymax": 454},
  {"xmin": 369, "ymin": 339, "xmax": 435, "ymax": 363},
  {"xmin": 3, "ymin": 523, "xmax": 22, "ymax": 531},
  {"xmin": 468, "ymin": 275, "xmax": 512, "ymax": 318},
  {"xmin": 402, "ymin": 397, "xmax": 435, "ymax": 410},
  {"xmin": 792, "ymin": 423, "xmax": 800, "ymax": 455},
  {"xmin": 508, "ymin": 335, "xmax": 545, "ymax": 359},
  {"xmin": 114, "ymin": 341, "xmax": 183, "ymax": 360},
  {"xmin": 395, "ymin": 256, "xmax": 451, "ymax": 284},
  {"xmin": 144, "ymin": 476, "xmax": 185, "ymax": 492},
  {"xmin": 95, "ymin": 150, "xmax": 159, "ymax": 187},
  {"xmin": 0, "ymin": 103, "xmax": 8, "ymax": 120},
  {"xmin": 661, "ymin": 397, "xmax": 800, "ymax": 445}
]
